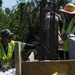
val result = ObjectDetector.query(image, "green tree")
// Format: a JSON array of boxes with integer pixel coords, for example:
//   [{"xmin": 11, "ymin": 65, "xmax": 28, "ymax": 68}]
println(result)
[{"xmin": 5, "ymin": 8, "xmax": 10, "ymax": 16}]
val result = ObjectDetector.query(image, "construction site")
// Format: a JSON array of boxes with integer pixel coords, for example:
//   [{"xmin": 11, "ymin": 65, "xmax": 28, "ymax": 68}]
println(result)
[{"xmin": 0, "ymin": 0, "xmax": 75, "ymax": 75}]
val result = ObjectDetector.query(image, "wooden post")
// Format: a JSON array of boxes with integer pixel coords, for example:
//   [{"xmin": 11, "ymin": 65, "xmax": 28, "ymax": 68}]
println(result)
[{"xmin": 15, "ymin": 41, "xmax": 21, "ymax": 75}]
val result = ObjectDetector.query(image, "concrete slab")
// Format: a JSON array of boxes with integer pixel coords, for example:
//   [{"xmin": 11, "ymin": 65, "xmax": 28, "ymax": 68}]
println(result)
[{"xmin": 68, "ymin": 37, "xmax": 75, "ymax": 59}]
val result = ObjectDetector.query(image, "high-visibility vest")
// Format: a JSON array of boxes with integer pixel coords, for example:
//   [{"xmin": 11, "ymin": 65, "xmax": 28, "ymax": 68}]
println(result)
[
  {"xmin": 0, "ymin": 40, "xmax": 15, "ymax": 67},
  {"xmin": 62, "ymin": 17, "xmax": 75, "ymax": 51},
  {"xmin": 0, "ymin": 40, "xmax": 26, "ymax": 68}
]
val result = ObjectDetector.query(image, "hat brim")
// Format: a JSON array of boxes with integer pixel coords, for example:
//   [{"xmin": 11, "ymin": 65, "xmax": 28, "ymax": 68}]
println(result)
[
  {"xmin": 59, "ymin": 9, "xmax": 75, "ymax": 14},
  {"xmin": 9, "ymin": 33, "xmax": 14, "ymax": 38}
]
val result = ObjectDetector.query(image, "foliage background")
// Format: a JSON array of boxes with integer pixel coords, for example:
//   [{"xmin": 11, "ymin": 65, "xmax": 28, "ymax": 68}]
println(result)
[{"xmin": 0, "ymin": 0, "xmax": 70, "ymax": 44}]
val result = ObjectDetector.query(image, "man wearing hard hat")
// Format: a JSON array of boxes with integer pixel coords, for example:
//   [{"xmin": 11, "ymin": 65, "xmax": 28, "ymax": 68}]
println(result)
[
  {"xmin": 59, "ymin": 3, "xmax": 75, "ymax": 59},
  {"xmin": 0, "ymin": 29, "xmax": 36, "ymax": 71}
]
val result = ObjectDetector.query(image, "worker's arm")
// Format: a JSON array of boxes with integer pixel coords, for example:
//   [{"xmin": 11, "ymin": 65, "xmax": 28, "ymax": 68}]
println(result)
[
  {"xmin": 23, "ymin": 43, "xmax": 36, "ymax": 53},
  {"xmin": 24, "ymin": 43, "xmax": 36, "ymax": 49},
  {"xmin": 0, "ymin": 62, "xmax": 10, "ymax": 72},
  {"xmin": 21, "ymin": 43, "xmax": 36, "ymax": 60}
]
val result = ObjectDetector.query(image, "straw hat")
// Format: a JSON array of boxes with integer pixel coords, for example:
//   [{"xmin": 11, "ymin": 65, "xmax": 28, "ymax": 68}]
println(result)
[{"xmin": 59, "ymin": 3, "xmax": 75, "ymax": 14}]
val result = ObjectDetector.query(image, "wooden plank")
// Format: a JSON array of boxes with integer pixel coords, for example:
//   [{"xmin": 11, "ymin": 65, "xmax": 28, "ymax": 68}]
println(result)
[
  {"xmin": 28, "ymin": 52, "xmax": 35, "ymax": 61},
  {"xmin": 21, "ymin": 60, "xmax": 75, "ymax": 75},
  {"xmin": 15, "ymin": 41, "xmax": 21, "ymax": 75}
]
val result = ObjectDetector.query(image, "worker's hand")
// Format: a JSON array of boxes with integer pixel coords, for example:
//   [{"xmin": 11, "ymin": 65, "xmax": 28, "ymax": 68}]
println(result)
[
  {"xmin": 61, "ymin": 33, "xmax": 67, "ymax": 41},
  {"xmin": 1, "ymin": 65, "xmax": 10, "ymax": 72}
]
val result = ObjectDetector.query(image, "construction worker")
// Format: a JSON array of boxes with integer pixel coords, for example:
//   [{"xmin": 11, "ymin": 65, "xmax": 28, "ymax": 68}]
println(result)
[
  {"xmin": 0, "ymin": 29, "xmax": 35, "ymax": 71},
  {"xmin": 59, "ymin": 3, "xmax": 75, "ymax": 59}
]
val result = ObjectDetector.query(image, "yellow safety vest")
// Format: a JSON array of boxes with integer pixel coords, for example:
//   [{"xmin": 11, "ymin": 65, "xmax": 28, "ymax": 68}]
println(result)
[
  {"xmin": 0, "ymin": 40, "xmax": 26, "ymax": 68},
  {"xmin": 62, "ymin": 17, "xmax": 75, "ymax": 51},
  {"xmin": 0, "ymin": 40, "xmax": 15, "ymax": 67}
]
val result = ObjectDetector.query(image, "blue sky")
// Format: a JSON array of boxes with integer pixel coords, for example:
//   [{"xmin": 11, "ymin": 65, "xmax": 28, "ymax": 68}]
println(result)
[
  {"xmin": 2, "ymin": 0, "xmax": 75, "ymax": 10},
  {"xmin": 2, "ymin": 0, "xmax": 17, "ymax": 9}
]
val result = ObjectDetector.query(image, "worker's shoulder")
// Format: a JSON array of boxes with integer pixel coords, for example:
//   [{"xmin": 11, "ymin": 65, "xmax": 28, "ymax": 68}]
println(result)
[
  {"xmin": 11, "ymin": 40, "xmax": 15, "ymax": 44},
  {"xmin": 11, "ymin": 40, "xmax": 26, "ymax": 45}
]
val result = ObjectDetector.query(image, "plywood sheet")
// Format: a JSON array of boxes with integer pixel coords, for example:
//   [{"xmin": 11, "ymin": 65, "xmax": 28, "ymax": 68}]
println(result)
[{"xmin": 21, "ymin": 60, "xmax": 75, "ymax": 75}]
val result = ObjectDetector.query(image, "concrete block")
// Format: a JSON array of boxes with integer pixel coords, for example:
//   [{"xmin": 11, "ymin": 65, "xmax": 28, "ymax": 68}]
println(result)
[{"xmin": 68, "ymin": 37, "xmax": 75, "ymax": 59}]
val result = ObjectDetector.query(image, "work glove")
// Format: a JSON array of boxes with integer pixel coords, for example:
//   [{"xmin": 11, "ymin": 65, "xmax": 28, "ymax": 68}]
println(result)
[
  {"xmin": 61, "ymin": 33, "xmax": 67, "ymax": 41},
  {"xmin": 1, "ymin": 65, "xmax": 11, "ymax": 72}
]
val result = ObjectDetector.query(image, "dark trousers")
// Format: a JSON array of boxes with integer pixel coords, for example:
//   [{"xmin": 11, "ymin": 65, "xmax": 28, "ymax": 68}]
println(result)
[
  {"xmin": 58, "ymin": 50, "xmax": 69, "ymax": 60},
  {"xmin": 64, "ymin": 51, "xmax": 69, "ymax": 59}
]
